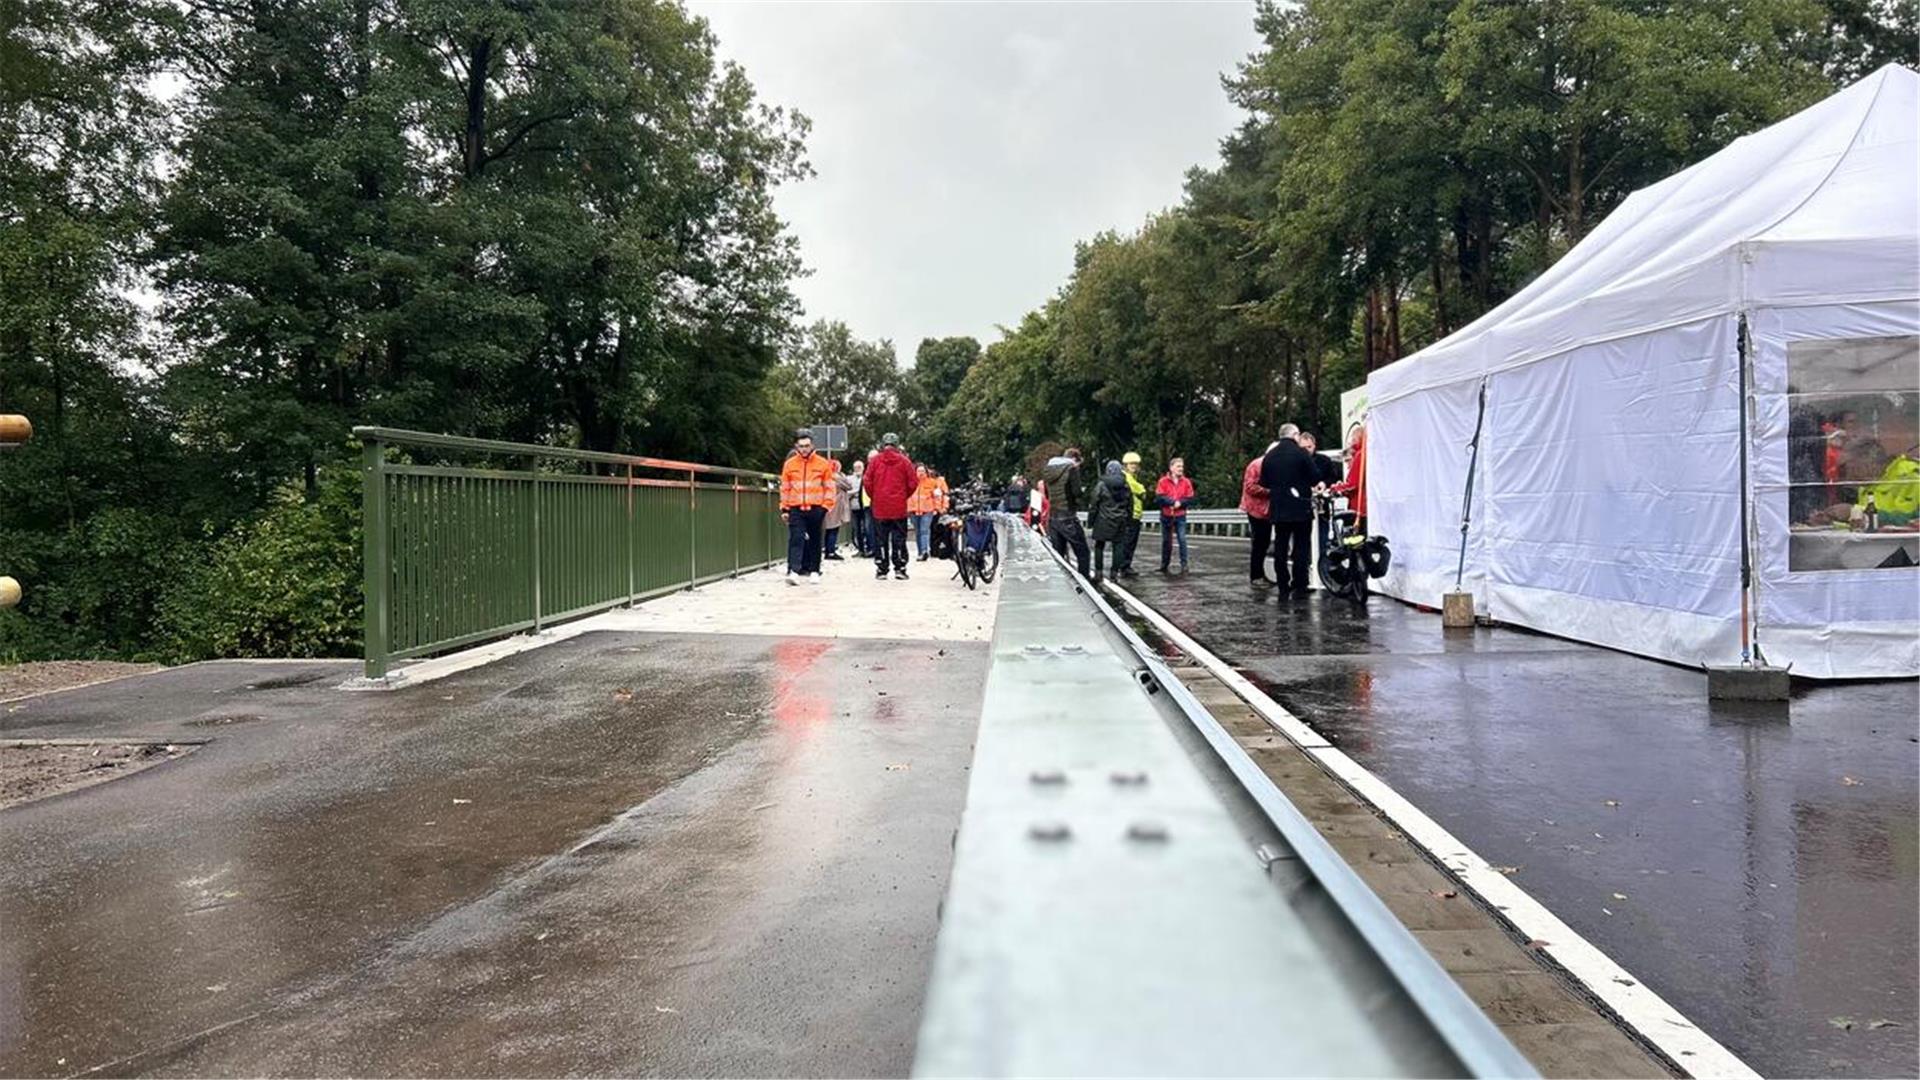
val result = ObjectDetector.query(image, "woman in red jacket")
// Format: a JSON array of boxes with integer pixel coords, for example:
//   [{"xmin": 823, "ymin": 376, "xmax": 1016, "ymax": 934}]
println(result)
[{"xmin": 1155, "ymin": 457, "xmax": 1196, "ymax": 574}]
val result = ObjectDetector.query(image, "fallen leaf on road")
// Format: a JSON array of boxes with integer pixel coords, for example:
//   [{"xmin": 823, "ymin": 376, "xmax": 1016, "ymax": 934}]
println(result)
[
  {"xmin": 1869, "ymin": 1019, "xmax": 1903, "ymax": 1029},
  {"xmin": 1429, "ymin": 889, "xmax": 1457, "ymax": 899},
  {"xmin": 452, "ymin": 798, "xmax": 472, "ymax": 804},
  {"xmin": 1611, "ymin": 892, "xmax": 1628, "ymax": 900},
  {"xmin": 1602, "ymin": 907, "xmax": 1614, "ymax": 916},
  {"xmin": 1841, "ymin": 776, "xmax": 1862, "ymax": 786},
  {"xmin": 655, "ymin": 1005, "xmax": 678, "ymax": 1014},
  {"xmin": 1491, "ymin": 866, "xmax": 1520, "ymax": 875},
  {"xmin": 1604, "ymin": 799, "xmax": 1620, "ymax": 807},
  {"xmin": 613, "ymin": 687, "xmax": 634, "ymax": 702},
  {"xmin": 1830, "ymin": 1017, "xmax": 1856, "ymax": 1030}
]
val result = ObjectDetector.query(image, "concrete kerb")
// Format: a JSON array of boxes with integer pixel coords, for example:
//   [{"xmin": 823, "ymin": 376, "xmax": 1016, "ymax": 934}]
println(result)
[
  {"xmin": 339, "ymin": 559, "xmax": 784, "ymax": 692},
  {"xmin": 1099, "ymin": 577, "xmax": 1762, "ymax": 1080}
]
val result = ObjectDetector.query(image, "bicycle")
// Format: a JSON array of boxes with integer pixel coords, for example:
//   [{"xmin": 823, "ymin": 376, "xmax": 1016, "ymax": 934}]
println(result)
[
  {"xmin": 948, "ymin": 506, "xmax": 1000, "ymax": 590},
  {"xmin": 1315, "ymin": 492, "xmax": 1388, "ymax": 607}
]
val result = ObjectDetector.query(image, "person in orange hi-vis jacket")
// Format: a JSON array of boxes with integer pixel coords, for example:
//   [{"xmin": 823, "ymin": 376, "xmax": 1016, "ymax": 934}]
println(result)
[
  {"xmin": 779, "ymin": 429, "xmax": 837, "ymax": 585},
  {"xmin": 907, "ymin": 465, "xmax": 939, "ymax": 561}
]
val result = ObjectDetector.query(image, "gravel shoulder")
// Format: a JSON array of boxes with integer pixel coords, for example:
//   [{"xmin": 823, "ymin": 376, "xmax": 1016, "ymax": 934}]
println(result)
[{"xmin": 0, "ymin": 660, "xmax": 163, "ymax": 702}]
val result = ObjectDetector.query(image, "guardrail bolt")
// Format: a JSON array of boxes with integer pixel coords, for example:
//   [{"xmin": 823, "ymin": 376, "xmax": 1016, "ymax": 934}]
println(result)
[
  {"xmin": 1029, "ymin": 769, "xmax": 1068, "ymax": 786},
  {"xmin": 1126, "ymin": 821, "xmax": 1170, "ymax": 843},
  {"xmin": 1028, "ymin": 822, "xmax": 1073, "ymax": 842},
  {"xmin": 1110, "ymin": 770, "xmax": 1149, "ymax": 786}
]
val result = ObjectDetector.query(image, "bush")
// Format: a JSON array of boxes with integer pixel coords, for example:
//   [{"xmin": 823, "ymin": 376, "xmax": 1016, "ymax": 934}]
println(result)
[{"xmin": 156, "ymin": 467, "xmax": 362, "ymax": 662}]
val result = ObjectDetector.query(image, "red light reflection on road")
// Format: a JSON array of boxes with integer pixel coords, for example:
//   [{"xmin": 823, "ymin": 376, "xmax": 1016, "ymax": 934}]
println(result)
[{"xmin": 771, "ymin": 639, "xmax": 832, "ymax": 735}]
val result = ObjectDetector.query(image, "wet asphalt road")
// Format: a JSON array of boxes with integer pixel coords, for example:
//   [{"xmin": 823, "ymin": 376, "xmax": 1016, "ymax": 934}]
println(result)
[
  {"xmin": 1121, "ymin": 538, "xmax": 1919, "ymax": 1079},
  {"xmin": 0, "ymin": 634, "xmax": 986, "ymax": 1077}
]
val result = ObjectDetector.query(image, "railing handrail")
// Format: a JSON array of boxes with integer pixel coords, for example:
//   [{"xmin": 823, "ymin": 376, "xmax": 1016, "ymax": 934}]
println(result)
[{"xmin": 353, "ymin": 426, "xmax": 779, "ymax": 481}]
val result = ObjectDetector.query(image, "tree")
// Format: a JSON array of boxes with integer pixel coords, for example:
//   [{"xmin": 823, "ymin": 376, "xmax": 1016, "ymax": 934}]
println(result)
[{"xmin": 774, "ymin": 320, "xmax": 905, "ymax": 458}]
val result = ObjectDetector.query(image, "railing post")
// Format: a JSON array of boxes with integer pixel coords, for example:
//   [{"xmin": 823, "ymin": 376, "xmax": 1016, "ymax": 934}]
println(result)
[
  {"xmin": 626, "ymin": 463, "xmax": 636, "ymax": 604},
  {"xmin": 530, "ymin": 473, "xmax": 544, "ymax": 632},
  {"xmin": 733, "ymin": 478, "xmax": 741, "ymax": 572},
  {"xmin": 687, "ymin": 469, "xmax": 698, "ymax": 584},
  {"xmin": 362, "ymin": 433, "xmax": 390, "ymax": 680}
]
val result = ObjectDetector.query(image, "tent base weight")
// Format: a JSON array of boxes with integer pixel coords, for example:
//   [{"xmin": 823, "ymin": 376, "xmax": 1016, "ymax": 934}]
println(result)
[
  {"xmin": 1441, "ymin": 591, "xmax": 1475, "ymax": 629},
  {"xmin": 1705, "ymin": 664, "xmax": 1790, "ymax": 702}
]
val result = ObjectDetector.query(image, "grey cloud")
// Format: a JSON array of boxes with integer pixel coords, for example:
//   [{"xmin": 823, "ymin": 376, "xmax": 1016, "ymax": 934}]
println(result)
[{"xmin": 689, "ymin": 0, "xmax": 1260, "ymax": 362}]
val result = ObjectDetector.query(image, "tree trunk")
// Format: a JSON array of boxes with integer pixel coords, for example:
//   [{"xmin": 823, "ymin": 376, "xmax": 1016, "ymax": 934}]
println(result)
[
  {"xmin": 1387, "ymin": 283, "xmax": 1402, "ymax": 363},
  {"xmin": 463, "ymin": 36, "xmax": 493, "ymax": 178},
  {"xmin": 1430, "ymin": 253, "xmax": 1449, "ymax": 338}
]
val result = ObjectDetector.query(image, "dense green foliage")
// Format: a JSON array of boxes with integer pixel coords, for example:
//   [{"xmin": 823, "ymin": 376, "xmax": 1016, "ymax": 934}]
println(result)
[
  {"xmin": 916, "ymin": 0, "xmax": 1916, "ymax": 503},
  {"xmin": 0, "ymin": 0, "xmax": 811, "ymax": 661}
]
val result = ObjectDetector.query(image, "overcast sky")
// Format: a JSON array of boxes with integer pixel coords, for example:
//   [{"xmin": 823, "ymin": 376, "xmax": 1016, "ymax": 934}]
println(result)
[{"xmin": 688, "ymin": 1, "xmax": 1262, "ymax": 364}]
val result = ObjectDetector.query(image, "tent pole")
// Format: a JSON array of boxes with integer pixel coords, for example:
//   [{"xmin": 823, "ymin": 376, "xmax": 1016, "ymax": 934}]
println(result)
[
  {"xmin": 1736, "ymin": 313, "xmax": 1754, "ymax": 665},
  {"xmin": 1454, "ymin": 378, "xmax": 1489, "ymax": 590}
]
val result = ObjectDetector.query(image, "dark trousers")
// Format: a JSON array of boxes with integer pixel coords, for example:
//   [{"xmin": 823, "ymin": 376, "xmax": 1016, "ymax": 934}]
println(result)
[
  {"xmin": 1116, "ymin": 519, "xmax": 1142, "ymax": 573},
  {"xmin": 851, "ymin": 508, "xmax": 872, "ymax": 554},
  {"xmin": 1048, "ymin": 516, "xmax": 1090, "ymax": 576},
  {"xmin": 1274, "ymin": 518, "xmax": 1312, "ymax": 592},
  {"xmin": 873, "ymin": 516, "xmax": 909, "ymax": 572},
  {"xmin": 1159, "ymin": 516, "xmax": 1189, "ymax": 569},
  {"xmin": 823, "ymin": 520, "xmax": 839, "ymax": 556},
  {"xmin": 786, "ymin": 506, "xmax": 826, "ymax": 574},
  {"xmin": 1314, "ymin": 513, "xmax": 1330, "ymax": 573},
  {"xmin": 1093, "ymin": 539, "xmax": 1114, "ymax": 580},
  {"xmin": 1248, "ymin": 515, "xmax": 1273, "ymax": 580}
]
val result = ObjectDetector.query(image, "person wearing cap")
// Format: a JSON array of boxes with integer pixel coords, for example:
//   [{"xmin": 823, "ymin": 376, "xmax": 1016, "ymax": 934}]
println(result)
[
  {"xmin": 1115, "ymin": 451, "xmax": 1147, "ymax": 578},
  {"xmin": 862, "ymin": 433, "xmax": 918, "ymax": 579},
  {"xmin": 779, "ymin": 430, "xmax": 836, "ymax": 585}
]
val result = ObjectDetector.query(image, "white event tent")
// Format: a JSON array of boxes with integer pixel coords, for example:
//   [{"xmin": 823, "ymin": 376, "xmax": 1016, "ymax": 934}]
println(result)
[{"xmin": 1365, "ymin": 63, "xmax": 1919, "ymax": 679}]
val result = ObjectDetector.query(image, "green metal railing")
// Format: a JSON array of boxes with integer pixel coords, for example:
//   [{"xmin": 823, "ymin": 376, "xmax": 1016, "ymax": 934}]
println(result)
[{"xmin": 356, "ymin": 427, "xmax": 782, "ymax": 680}]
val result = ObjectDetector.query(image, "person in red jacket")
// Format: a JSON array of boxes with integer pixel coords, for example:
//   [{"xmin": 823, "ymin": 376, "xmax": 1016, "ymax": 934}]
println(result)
[
  {"xmin": 861, "ymin": 432, "xmax": 918, "ymax": 579},
  {"xmin": 1155, "ymin": 457, "xmax": 1196, "ymax": 573},
  {"xmin": 1331, "ymin": 425, "xmax": 1367, "ymax": 529}
]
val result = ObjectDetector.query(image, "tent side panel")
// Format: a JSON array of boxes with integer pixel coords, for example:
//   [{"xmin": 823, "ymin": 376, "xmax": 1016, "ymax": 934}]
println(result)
[
  {"xmin": 1476, "ymin": 317, "xmax": 1744, "ymax": 667},
  {"xmin": 1749, "ymin": 301, "xmax": 1920, "ymax": 679},
  {"xmin": 1370, "ymin": 377, "xmax": 1489, "ymax": 610}
]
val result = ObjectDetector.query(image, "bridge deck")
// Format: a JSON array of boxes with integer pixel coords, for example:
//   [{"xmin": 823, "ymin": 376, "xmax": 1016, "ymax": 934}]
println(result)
[{"xmin": 0, "ymin": 562, "xmax": 994, "ymax": 1077}]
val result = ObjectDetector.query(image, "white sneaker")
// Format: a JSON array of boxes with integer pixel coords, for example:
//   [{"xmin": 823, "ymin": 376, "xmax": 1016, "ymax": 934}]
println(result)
[
  {"xmin": 809, "ymin": 573, "xmax": 824, "ymax": 585},
  {"xmin": 785, "ymin": 571, "xmax": 799, "ymax": 586}
]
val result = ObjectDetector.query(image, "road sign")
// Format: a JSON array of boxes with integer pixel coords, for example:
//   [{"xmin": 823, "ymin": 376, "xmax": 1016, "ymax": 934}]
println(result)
[{"xmin": 810, "ymin": 424, "xmax": 848, "ymax": 452}]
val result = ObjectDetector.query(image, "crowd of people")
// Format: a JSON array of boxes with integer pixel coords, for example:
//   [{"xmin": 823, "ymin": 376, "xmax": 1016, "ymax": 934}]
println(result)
[
  {"xmin": 777, "ymin": 424, "xmax": 1369, "ymax": 594},
  {"xmin": 776, "ymin": 429, "xmax": 964, "ymax": 584}
]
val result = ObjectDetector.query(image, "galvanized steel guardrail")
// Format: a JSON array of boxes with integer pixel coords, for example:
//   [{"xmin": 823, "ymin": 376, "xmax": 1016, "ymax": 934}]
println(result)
[
  {"xmin": 914, "ymin": 518, "xmax": 1533, "ymax": 1077},
  {"xmin": 356, "ymin": 426, "xmax": 781, "ymax": 680}
]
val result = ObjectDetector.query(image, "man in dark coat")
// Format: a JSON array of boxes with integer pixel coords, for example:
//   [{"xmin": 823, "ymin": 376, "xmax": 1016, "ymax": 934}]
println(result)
[
  {"xmin": 1260, "ymin": 425, "xmax": 1320, "ymax": 596},
  {"xmin": 1300, "ymin": 431, "xmax": 1344, "ymax": 577},
  {"xmin": 1040, "ymin": 448, "xmax": 1090, "ymax": 576}
]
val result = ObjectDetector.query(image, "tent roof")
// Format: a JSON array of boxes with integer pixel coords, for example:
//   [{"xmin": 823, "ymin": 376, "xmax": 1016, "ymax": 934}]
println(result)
[{"xmin": 1371, "ymin": 64, "xmax": 1920, "ymax": 405}]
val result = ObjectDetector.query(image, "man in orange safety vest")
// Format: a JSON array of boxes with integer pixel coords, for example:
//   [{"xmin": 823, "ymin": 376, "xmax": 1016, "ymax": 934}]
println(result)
[{"xmin": 780, "ymin": 430, "xmax": 837, "ymax": 585}]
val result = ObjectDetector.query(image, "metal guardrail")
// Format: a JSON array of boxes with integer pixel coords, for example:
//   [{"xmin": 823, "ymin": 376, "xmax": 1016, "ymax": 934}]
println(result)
[
  {"xmin": 356, "ymin": 426, "xmax": 781, "ymax": 680},
  {"xmin": 914, "ymin": 518, "xmax": 1534, "ymax": 1077},
  {"xmin": 1140, "ymin": 508, "xmax": 1249, "ymax": 537}
]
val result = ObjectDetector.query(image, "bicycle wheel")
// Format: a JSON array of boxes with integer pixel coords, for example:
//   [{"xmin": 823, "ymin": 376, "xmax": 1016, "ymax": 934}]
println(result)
[
  {"xmin": 957, "ymin": 550, "xmax": 978, "ymax": 590},
  {"xmin": 978, "ymin": 538, "xmax": 999, "ymax": 583},
  {"xmin": 1318, "ymin": 547, "xmax": 1363, "ymax": 596}
]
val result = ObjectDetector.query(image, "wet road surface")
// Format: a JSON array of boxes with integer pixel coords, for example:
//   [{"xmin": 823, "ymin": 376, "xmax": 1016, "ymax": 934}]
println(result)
[
  {"xmin": 1122, "ymin": 539, "xmax": 1918, "ymax": 1079},
  {"xmin": 0, "ymin": 634, "xmax": 987, "ymax": 1077}
]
